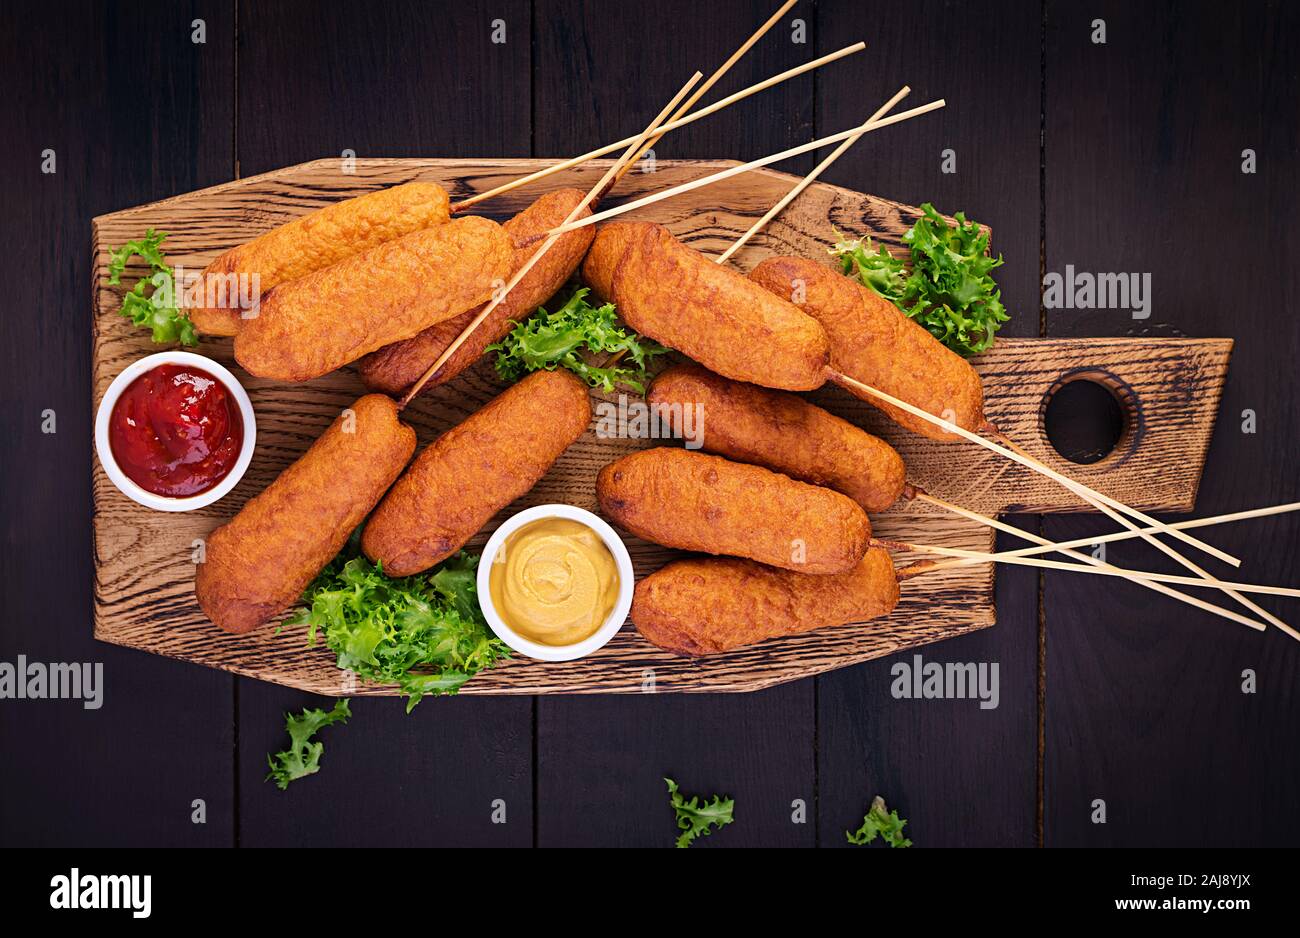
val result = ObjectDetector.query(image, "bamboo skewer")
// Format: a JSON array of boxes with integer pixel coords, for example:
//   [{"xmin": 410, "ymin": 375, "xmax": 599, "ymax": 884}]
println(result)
[
  {"xmin": 447, "ymin": 26, "xmax": 860, "ymax": 213},
  {"xmin": 912, "ymin": 490, "xmax": 1271, "ymax": 633},
  {"xmin": 984, "ymin": 428, "xmax": 1294, "ymax": 634},
  {"xmin": 920, "ymin": 500, "xmax": 1300, "ymax": 571},
  {"xmin": 613, "ymin": 0, "xmax": 798, "ymax": 186},
  {"xmin": 399, "ymin": 72, "xmax": 703, "ymax": 408},
  {"xmin": 827, "ymin": 373, "xmax": 1239, "ymax": 570},
  {"xmin": 527, "ymin": 97, "xmax": 947, "ymax": 243},
  {"xmin": 715, "ymin": 87, "xmax": 911, "ymax": 264},
  {"xmin": 879, "ymin": 540, "xmax": 1300, "ymax": 600},
  {"xmin": 838, "ymin": 373, "xmax": 1292, "ymax": 632}
]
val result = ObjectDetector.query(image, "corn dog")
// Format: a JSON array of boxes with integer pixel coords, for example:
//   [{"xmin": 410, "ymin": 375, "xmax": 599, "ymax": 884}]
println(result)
[
  {"xmin": 632, "ymin": 549, "xmax": 899, "ymax": 656},
  {"xmin": 357, "ymin": 188, "xmax": 595, "ymax": 397},
  {"xmin": 582, "ymin": 221, "xmax": 829, "ymax": 390},
  {"xmin": 596, "ymin": 448, "xmax": 870, "ymax": 575},
  {"xmin": 748, "ymin": 256, "xmax": 986, "ymax": 441},
  {"xmin": 234, "ymin": 215, "xmax": 512, "ymax": 382},
  {"xmin": 362, "ymin": 370, "xmax": 591, "ymax": 577},
  {"xmin": 647, "ymin": 361, "xmax": 906, "ymax": 512},
  {"xmin": 194, "ymin": 395, "xmax": 416, "ymax": 634},
  {"xmin": 191, "ymin": 182, "xmax": 450, "ymax": 336}
]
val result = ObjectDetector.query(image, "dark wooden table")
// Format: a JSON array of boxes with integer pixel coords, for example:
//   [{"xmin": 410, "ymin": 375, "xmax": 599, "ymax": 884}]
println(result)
[{"xmin": 2, "ymin": 0, "xmax": 1296, "ymax": 847}]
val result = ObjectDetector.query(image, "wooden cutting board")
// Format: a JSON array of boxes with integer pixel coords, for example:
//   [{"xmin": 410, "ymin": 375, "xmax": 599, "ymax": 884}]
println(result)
[{"xmin": 90, "ymin": 158, "xmax": 1231, "ymax": 694}]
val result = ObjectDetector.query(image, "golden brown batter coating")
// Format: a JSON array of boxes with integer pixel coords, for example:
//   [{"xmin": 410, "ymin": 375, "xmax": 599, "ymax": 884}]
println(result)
[
  {"xmin": 194, "ymin": 394, "xmax": 416, "ymax": 634},
  {"xmin": 647, "ymin": 362, "xmax": 906, "ymax": 513},
  {"xmin": 361, "ymin": 370, "xmax": 591, "ymax": 576},
  {"xmin": 596, "ymin": 448, "xmax": 870, "ymax": 575},
  {"xmin": 632, "ymin": 549, "xmax": 900, "ymax": 656},
  {"xmin": 191, "ymin": 182, "xmax": 451, "ymax": 336},
  {"xmin": 357, "ymin": 188, "xmax": 595, "ymax": 397},
  {"xmin": 747, "ymin": 256, "xmax": 985, "ymax": 441},
  {"xmin": 234, "ymin": 215, "xmax": 512, "ymax": 382},
  {"xmin": 582, "ymin": 222, "xmax": 829, "ymax": 390}
]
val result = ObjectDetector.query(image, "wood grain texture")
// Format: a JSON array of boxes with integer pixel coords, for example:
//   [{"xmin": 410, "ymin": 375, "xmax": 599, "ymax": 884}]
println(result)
[
  {"xmin": 1043, "ymin": 0, "xmax": 1300, "ymax": 847},
  {"xmin": 91, "ymin": 157, "xmax": 1228, "ymax": 699}
]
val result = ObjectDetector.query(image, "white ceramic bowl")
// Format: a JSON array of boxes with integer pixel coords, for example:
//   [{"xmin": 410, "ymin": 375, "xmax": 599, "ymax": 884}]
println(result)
[
  {"xmin": 477, "ymin": 504, "xmax": 634, "ymax": 662},
  {"xmin": 94, "ymin": 351, "xmax": 257, "ymax": 512}
]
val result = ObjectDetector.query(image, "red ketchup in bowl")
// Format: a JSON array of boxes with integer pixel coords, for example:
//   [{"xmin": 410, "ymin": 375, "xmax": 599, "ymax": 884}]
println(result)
[{"xmin": 108, "ymin": 363, "xmax": 244, "ymax": 498}]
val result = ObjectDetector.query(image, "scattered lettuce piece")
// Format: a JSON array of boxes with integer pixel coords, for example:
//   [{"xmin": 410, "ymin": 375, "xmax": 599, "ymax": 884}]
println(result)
[
  {"xmin": 266, "ymin": 698, "xmax": 351, "ymax": 790},
  {"xmin": 105, "ymin": 229, "xmax": 198, "ymax": 346},
  {"xmin": 845, "ymin": 795, "xmax": 912, "ymax": 847},
  {"xmin": 665, "ymin": 777, "xmax": 735, "ymax": 848},
  {"xmin": 487, "ymin": 287, "xmax": 667, "ymax": 393},
  {"xmin": 289, "ymin": 537, "xmax": 508, "ymax": 712},
  {"xmin": 831, "ymin": 202, "xmax": 1008, "ymax": 356}
]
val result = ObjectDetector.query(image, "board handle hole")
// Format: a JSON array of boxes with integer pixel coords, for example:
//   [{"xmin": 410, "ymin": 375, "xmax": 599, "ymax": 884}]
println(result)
[{"xmin": 1040, "ymin": 370, "xmax": 1137, "ymax": 465}]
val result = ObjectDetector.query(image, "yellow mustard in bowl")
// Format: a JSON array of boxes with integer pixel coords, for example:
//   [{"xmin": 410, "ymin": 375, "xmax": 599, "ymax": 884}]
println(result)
[{"xmin": 488, "ymin": 517, "xmax": 620, "ymax": 647}]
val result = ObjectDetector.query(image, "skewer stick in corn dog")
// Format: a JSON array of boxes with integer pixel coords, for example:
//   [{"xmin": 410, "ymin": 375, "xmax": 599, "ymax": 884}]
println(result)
[
  {"xmin": 923, "ymin": 500, "xmax": 1300, "ymax": 569},
  {"xmin": 875, "ymin": 539, "xmax": 1300, "ymax": 602},
  {"xmin": 614, "ymin": 0, "xmax": 798, "ymax": 185},
  {"xmin": 398, "ymin": 72, "xmax": 702, "ymax": 408},
  {"xmin": 450, "ymin": 3, "xmax": 842, "ymax": 212},
  {"xmin": 715, "ymin": 86, "xmax": 911, "ymax": 264},
  {"xmin": 833, "ymin": 374, "xmax": 1293, "ymax": 633},
  {"xmin": 527, "ymin": 96, "xmax": 947, "ymax": 243}
]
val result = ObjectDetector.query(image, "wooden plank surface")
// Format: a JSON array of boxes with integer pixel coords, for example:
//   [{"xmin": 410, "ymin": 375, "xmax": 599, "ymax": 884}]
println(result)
[
  {"xmin": 0, "ymin": 0, "xmax": 237, "ymax": 847},
  {"xmin": 92, "ymin": 155, "xmax": 1228, "ymax": 702},
  {"xmin": 1043, "ymin": 0, "xmax": 1300, "ymax": 846},
  {"xmin": 812, "ymin": 0, "xmax": 1044, "ymax": 847}
]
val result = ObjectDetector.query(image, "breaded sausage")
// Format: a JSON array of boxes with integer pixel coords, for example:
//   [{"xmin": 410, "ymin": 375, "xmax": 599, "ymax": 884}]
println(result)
[
  {"xmin": 191, "ymin": 182, "xmax": 450, "ymax": 336},
  {"xmin": 596, "ymin": 448, "xmax": 870, "ymax": 575},
  {"xmin": 194, "ymin": 395, "xmax": 416, "ymax": 634},
  {"xmin": 582, "ymin": 222, "xmax": 829, "ymax": 390},
  {"xmin": 362, "ymin": 370, "xmax": 591, "ymax": 576},
  {"xmin": 234, "ymin": 215, "xmax": 512, "ymax": 382},
  {"xmin": 632, "ymin": 549, "xmax": 899, "ymax": 656},
  {"xmin": 647, "ymin": 362, "xmax": 906, "ymax": 513},
  {"xmin": 748, "ymin": 256, "xmax": 985, "ymax": 441},
  {"xmin": 357, "ymin": 188, "xmax": 595, "ymax": 396}
]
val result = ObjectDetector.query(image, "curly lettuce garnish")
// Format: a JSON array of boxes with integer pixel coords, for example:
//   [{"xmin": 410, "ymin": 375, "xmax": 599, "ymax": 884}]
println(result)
[
  {"xmin": 266, "ymin": 698, "xmax": 351, "ymax": 790},
  {"xmin": 289, "ymin": 539, "xmax": 508, "ymax": 712},
  {"xmin": 487, "ymin": 288, "xmax": 667, "ymax": 393},
  {"xmin": 832, "ymin": 202, "xmax": 1008, "ymax": 356},
  {"xmin": 845, "ymin": 795, "xmax": 912, "ymax": 847},
  {"xmin": 105, "ymin": 229, "xmax": 198, "ymax": 346},
  {"xmin": 665, "ymin": 777, "xmax": 735, "ymax": 848}
]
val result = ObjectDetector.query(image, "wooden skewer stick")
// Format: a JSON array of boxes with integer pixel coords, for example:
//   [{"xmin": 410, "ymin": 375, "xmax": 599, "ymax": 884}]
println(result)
[
  {"xmin": 911, "ymin": 489, "xmax": 1271, "ymax": 633},
  {"xmin": 527, "ymin": 98, "xmax": 947, "ymax": 243},
  {"xmin": 715, "ymin": 86, "xmax": 912, "ymax": 264},
  {"xmin": 398, "ymin": 72, "xmax": 703, "ymax": 409},
  {"xmin": 447, "ymin": 40, "xmax": 865, "ymax": 212},
  {"xmin": 920, "ymin": 500, "xmax": 1300, "ymax": 571},
  {"xmin": 839, "ymin": 374, "xmax": 1296, "ymax": 636},
  {"xmin": 612, "ymin": 0, "xmax": 799, "ymax": 186},
  {"xmin": 985, "ymin": 428, "xmax": 1294, "ymax": 634},
  {"xmin": 881, "ymin": 540, "xmax": 1300, "ymax": 600},
  {"xmin": 841, "ymin": 376, "xmax": 1288, "ymax": 632},
  {"xmin": 827, "ymin": 372, "xmax": 1238, "ymax": 569}
]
